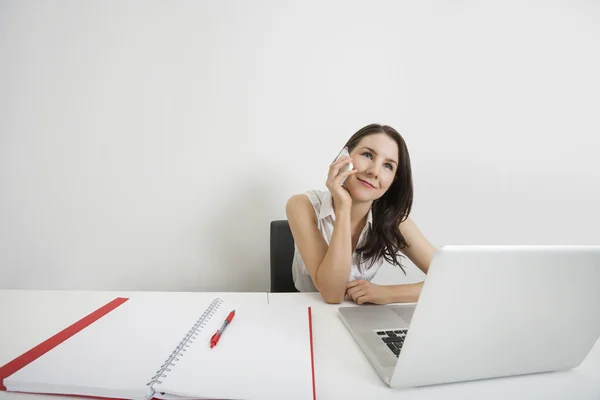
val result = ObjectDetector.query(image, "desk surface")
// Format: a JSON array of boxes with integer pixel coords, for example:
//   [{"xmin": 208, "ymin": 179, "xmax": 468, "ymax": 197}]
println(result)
[
  {"xmin": 1, "ymin": 290, "xmax": 599, "ymax": 400},
  {"xmin": 268, "ymin": 292, "xmax": 600, "ymax": 400}
]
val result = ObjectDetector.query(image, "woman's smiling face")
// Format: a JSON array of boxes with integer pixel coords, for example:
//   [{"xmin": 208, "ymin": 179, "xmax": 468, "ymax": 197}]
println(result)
[{"xmin": 344, "ymin": 133, "xmax": 399, "ymax": 203}]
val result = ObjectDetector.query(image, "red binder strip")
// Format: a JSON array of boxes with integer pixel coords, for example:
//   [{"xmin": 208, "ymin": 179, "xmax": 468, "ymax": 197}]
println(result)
[
  {"xmin": 0, "ymin": 297, "xmax": 129, "ymax": 391},
  {"xmin": 308, "ymin": 306, "xmax": 316, "ymax": 400}
]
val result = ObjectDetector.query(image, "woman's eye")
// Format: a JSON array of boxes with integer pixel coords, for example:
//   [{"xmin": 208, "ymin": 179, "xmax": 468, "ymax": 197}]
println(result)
[
  {"xmin": 361, "ymin": 152, "xmax": 373, "ymax": 159},
  {"xmin": 384, "ymin": 163, "xmax": 393, "ymax": 170}
]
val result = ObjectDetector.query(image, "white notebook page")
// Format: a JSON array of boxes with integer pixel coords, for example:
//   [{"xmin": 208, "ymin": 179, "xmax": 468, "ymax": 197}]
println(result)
[
  {"xmin": 153, "ymin": 303, "xmax": 313, "ymax": 400},
  {"xmin": 5, "ymin": 296, "xmax": 225, "ymax": 400}
]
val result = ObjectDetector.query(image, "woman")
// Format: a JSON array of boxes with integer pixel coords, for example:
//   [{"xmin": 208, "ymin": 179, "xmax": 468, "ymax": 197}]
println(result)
[{"xmin": 286, "ymin": 123, "xmax": 437, "ymax": 305}]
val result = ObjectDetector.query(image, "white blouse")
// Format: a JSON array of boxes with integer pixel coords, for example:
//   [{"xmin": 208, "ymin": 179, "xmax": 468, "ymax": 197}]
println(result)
[{"xmin": 291, "ymin": 189, "xmax": 384, "ymax": 292}]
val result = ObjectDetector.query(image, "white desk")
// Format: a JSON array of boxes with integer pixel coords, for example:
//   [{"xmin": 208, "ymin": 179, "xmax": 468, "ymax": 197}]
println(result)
[
  {"xmin": 0, "ymin": 290, "xmax": 268, "ymax": 400},
  {"xmin": 268, "ymin": 292, "xmax": 600, "ymax": 400},
  {"xmin": 3, "ymin": 290, "xmax": 599, "ymax": 400}
]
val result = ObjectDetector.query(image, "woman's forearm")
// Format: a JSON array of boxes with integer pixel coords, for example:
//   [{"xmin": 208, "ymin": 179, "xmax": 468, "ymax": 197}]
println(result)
[
  {"xmin": 314, "ymin": 207, "xmax": 353, "ymax": 303},
  {"xmin": 384, "ymin": 281, "xmax": 424, "ymax": 303}
]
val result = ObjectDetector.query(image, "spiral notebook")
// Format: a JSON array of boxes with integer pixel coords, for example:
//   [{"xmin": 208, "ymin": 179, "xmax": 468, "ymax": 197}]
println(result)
[{"xmin": 0, "ymin": 296, "xmax": 316, "ymax": 400}]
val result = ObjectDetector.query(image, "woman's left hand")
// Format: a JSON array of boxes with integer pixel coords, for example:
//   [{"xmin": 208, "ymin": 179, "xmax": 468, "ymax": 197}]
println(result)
[{"xmin": 346, "ymin": 280, "xmax": 392, "ymax": 305}]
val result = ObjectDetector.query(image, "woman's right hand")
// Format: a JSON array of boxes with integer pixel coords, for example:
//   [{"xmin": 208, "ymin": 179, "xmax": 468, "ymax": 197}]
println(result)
[{"xmin": 326, "ymin": 155, "xmax": 357, "ymax": 211}]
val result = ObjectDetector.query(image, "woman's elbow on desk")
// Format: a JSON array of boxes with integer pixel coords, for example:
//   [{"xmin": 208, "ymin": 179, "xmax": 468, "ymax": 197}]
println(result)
[
  {"xmin": 310, "ymin": 275, "xmax": 346, "ymax": 304},
  {"xmin": 314, "ymin": 284, "xmax": 345, "ymax": 304},
  {"xmin": 321, "ymin": 293, "xmax": 345, "ymax": 304}
]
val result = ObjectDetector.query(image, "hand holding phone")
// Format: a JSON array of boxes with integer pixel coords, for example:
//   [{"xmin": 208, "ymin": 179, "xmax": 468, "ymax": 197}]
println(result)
[
  {"xmin": 333, "ymin": 147, "xmax": 354, "ymax": 185},
  {"xmin": 327, "ymin": 146, "xmax": 356, "ymax": 209}
]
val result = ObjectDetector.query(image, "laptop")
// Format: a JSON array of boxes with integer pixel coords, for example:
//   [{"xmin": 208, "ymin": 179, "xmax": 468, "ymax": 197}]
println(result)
[{"xmin": 338, "ymin": 245, "xmax": 600, "ymax": 388}]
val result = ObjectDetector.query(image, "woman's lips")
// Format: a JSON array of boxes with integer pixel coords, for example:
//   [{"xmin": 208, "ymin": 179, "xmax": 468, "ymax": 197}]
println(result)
[{"xmin": 357, "ymin": 177, "xmax": 376, "ymax": 189}]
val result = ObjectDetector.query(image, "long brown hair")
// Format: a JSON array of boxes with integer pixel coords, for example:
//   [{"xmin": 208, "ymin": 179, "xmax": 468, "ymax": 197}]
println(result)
[{"xmin": 345, "ymin": 124, "xmax": 413, "ymax": 273}]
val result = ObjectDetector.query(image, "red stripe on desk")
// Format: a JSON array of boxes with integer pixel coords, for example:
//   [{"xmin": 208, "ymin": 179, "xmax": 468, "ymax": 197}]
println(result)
[
  {"xmin": 308, "ymin": 306, "xmax": 316, "ymax": 400},
  {"xmin": 0, "ymin": 297, "xmax": 129, "ymax": 391}
]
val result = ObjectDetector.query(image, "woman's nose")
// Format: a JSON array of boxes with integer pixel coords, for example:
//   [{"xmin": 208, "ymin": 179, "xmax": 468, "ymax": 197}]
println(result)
[{"xmin": 366, "ymin": 163, "xmax": 380, "ymax": 178}]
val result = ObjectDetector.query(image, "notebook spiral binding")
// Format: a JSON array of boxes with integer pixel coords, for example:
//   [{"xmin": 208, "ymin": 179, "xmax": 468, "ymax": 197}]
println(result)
[{"xmin": 146, "ymin": 297, "xmax": 223, "ymax": 386}]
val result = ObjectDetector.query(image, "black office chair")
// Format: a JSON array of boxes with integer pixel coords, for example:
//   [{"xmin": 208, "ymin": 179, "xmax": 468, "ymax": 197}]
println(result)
[{"xmin": 270, "ymin": 220, "xmax": 299, "ymax": 292}]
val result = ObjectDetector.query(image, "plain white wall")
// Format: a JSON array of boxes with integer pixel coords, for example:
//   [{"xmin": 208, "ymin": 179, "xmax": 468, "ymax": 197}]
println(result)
[{"xmin": 1, "ymin": 1, "xmax": 599, "ymax": 291}]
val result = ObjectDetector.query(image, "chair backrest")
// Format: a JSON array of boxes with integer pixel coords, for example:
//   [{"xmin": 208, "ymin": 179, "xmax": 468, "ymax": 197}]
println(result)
[{"xmin": 269, "ymin": 220, "xmax": 299, "ymax": 292}]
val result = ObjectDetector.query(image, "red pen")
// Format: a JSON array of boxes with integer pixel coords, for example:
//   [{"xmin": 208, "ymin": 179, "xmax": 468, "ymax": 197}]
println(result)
[{"xmin": 210, "ymin": 310, "xmax": 235, "ymax": 348}]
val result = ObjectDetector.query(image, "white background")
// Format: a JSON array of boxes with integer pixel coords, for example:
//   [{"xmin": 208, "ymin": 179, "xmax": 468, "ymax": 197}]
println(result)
[{"xmin": 1, "ymin": 0, "xmax": 599, "ymax": 291}]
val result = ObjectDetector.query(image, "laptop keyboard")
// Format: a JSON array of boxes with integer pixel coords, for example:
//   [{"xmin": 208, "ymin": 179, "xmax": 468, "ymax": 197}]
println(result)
[{"xmin": 376, "ymin": 329, "xmax": 408, "ymax": 358}]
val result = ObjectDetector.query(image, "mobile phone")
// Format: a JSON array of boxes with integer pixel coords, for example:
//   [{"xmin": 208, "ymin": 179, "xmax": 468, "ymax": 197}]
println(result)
[{"xmin": 334, "ymin": 146, "xmax": 354, "ymax": 185}]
